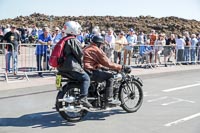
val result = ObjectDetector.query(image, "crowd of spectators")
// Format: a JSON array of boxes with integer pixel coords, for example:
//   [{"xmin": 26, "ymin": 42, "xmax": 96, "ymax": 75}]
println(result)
[{"xmin": 0, "ymin": 23, "xmax": 200, "ymax": 75}]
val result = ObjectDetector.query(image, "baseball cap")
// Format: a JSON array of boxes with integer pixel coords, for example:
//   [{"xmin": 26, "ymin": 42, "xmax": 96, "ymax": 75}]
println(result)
[
  {"xmin": 120, "ymin": 31, "xmax": 125, "ymax": 35},
  {"xmin": 55, "ymin": 27, "xmax": 60, "ymax": 31},
  {"xmin": 43, "ymin": 24, "xmax": 48, "ymax": 27},
  {"xmin": 129, "ymin": 28, "xmax": 134, "ymax": 32}
]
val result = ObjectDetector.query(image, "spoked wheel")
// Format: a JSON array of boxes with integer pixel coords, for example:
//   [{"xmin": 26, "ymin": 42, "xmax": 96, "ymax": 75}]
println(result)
[
  {"xmin": 56, "ymin": 85, "xmax": 88, "ymax": 122},
  {"xmin": 119, "ymin": 81, "xmax": 143, "ymax": 113}
]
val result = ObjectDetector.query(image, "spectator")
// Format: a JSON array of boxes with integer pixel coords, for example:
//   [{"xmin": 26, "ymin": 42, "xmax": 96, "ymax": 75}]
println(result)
[
  {"xmin": 137, "ymin": 31, "xmax": 145, "ymax": 45},
  {"xmin": 61, "ymin": 29, "xmax": 66, "ymax": 38},
  {"xmin": 29, "ymin": 25, "xmax": 38, "ymax": 43},
  {"xmin": 164, "ymin": 34, "xmax": 176, "ymax": 66},
  {"xmin": 149, "ymin": 30, "xmax": 157, "ymax": 63},
  {"xmin": 35, "ymin": 27, "xmax": 52, "ymax": 77},
  {"xmin": 18, "ymin": 26, "xmax": 28, "ymax": 43},
  {"xmin": 150, "ymin": 30, "xmax": 157, "ymax": 45},
  {"xmin": 176, "ymin": 34, "xmax": 185, "ymax": 64},
  {"xmin": 198, "ymin": 34, "xmax": 200, "ymax": 63},
  {"xmin": 77, "ymin": 32, "xmax": 85, "ymax": 48},
  {"xmin": 3, "ymin": 24, "xmax": 21, "ymax": 75},
  {"xmin": 0, "ymin": 26, "xmax": 3, "ymax": 42},
  {"xmin": 190, "ymin": 34, "xmax": 198, "ymax": 64},
  {"xmin": 101, "ymin": 30, "xmax": 106, "ymax": 38},
  {"xmin": 124, "ymin": 28, "xmax": 137, "ymax": 65},
  {"xmin": 0, "ymin": 26, "xmax": 3, "ymax": 36},
  {"xmin": 104, "ymin": 27, "xmax": 115, "ymax": 61},
  {"xmin": 183, "ymin": 31, "xmax": 191, "ymax": 64},
  {"xmin": 163, "ymin": 34, "xmax": 176, "ymax": 62},
  {"xmin": 114, "ymin": 31, "xmax": 127, "ymax": 64},
  {"xmin": 52, "ymin": 27, "xmax": 62, "ymax": 48},
  {"xmin": 138, "ymin": 39, "xmax": 154, "ymax": 68},
  {"xmin": 84, "ymin": 26, "xmax": 100, "ymax": 45},
  {"xmin": 38, "ymin": 27, "xmax": 43, "ymax": 36},
  {"xmin": 3, "ymin": 24, "xmax": 11, "ymax": 35}
]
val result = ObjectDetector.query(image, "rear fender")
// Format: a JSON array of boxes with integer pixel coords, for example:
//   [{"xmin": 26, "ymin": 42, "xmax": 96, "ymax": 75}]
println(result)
[{"xmin": 61, "ymin": 82, "xmax": 81, "ymax": 92}]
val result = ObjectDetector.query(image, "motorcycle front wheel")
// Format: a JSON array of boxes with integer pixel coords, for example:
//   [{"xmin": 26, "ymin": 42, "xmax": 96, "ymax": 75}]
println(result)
[
  {"xmin": 55, "ymin": 85, "xmax": 88, "ymax": 122},
  {"xmin": 119, "ymin": 80, "xmax": 143, "ymax": 113}
]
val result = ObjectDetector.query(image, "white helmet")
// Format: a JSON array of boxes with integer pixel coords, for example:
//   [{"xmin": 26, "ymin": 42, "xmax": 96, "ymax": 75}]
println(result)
[{"xmin": 64, "ymin": 21, "xmax": 82, "ymax": 35}]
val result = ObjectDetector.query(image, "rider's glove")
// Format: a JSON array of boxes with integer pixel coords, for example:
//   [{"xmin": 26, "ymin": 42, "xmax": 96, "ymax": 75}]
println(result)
[{"xmin": 122, "ymin": 65, "xmax": 132, "ymax": 74}]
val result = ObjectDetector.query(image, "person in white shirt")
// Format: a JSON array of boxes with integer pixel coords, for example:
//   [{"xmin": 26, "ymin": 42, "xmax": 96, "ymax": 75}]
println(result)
[
  {"xmin": 154, "ymin": 33, "xmax": 165, "ymax": 65},
  {"xmin": 176, "ymin": 34, "xmax": 185, "ymax": 63},
  {"xmin": 52, "ymin": 27, "xmax": 62, "ymax": 48},
  {"xmin": 114, "ymin": 31, "xmax": 128, "ymax": 64},
  {"xmin": 190, "ymin": 34, "xmax": 198, "ymax": 64},
  {"xmin": 3, "ymin": 24, "xmax": 11, "ymax": 35},
  {"xmin": 104, "ymin": 27, "xmax": 115, "ymax": 61}
]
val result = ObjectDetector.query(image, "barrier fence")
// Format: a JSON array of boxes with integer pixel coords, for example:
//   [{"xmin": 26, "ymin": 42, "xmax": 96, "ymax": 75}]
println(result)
[
  {"xmin": 0, "ymin": 43, "xmax": 14, "ymax": 73},
  {"xmin": 0, "ymin": 43, "xmax": 56, "ymax": 82},
  {"xmin": 0, "ymin": 43, "xmax": 200, "ymax": 82},
  {"xmin": 128, "ymin": 44, "xmax": 200, "ymax": 68}
]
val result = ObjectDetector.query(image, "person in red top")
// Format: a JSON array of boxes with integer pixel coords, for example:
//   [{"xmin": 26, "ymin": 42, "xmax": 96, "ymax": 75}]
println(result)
[
  {"xmin": 150, "ymin": 30, "xmax": 157, "ymax": 45},
  {"xmin": 149, "ymin": 30, "xmax": 157, "ymax": 64}
]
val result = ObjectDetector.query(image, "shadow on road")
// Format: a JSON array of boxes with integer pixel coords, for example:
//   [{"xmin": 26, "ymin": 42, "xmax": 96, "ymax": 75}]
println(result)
[
  {"xmin": 0, "ymin": 109, "xmax": 126, "ymax": 128},
  {"xmin": 0, "ymin": 111, "xmax": 75, "ymax": 128},
  {"xmin": 84, "ymin": 109, "xmax": 126, "ymax": 121}
]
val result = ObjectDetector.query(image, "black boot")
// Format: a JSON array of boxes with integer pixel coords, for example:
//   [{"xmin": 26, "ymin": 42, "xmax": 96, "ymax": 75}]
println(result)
[{"xmin": 79, "ymin": 96, "xmax": 92, "ymax": 108}]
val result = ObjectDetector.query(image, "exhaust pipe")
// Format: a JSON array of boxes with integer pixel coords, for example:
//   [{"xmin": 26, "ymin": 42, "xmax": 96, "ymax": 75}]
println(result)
[
  {"xmin": 58, "ymin": 97, "xmax": 96, "ymax": 103},
  {"xmin": 58, "ymin": 96, "xmax": 75, "ymax": 103},
  {"xmin": 59, "ymin": 105, "xmax": 81, "ymax": 112},
  {"xmin": 59, "ymin": 105, "xmax": 96, "ymax": 112}
]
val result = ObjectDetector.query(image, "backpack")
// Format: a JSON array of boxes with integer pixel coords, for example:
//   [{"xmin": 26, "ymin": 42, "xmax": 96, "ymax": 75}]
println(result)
[{"xmin": 49, "ymin": 36, "xmax": 75, "ymax": 67}]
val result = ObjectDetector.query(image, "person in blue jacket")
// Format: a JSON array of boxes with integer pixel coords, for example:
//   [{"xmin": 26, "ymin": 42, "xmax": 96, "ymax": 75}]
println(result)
[{"xmin": 35, "ymin": 27, "xmax": 52, "ymax": 77}]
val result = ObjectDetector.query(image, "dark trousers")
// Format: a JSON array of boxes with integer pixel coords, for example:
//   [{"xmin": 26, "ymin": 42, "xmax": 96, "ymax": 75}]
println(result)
[
  {"xmin": 91, "ymin": 69, "xmax": 114, "ymax": 98},
  {"xmin": 36, "ymin": 53, "xmax": 49, "ymax": 75},
  {"xmin": 114, "ymin": 51, "xmax": 121, "ymax": 64},
  {"xmin": 177, "ymin": 49, "xmax": 184, "ymax": 62}
]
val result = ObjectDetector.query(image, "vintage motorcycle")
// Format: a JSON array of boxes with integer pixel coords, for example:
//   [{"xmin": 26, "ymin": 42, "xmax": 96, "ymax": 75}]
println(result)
[{"xmin": 55, "ymin": 69, "xmax": 143, "ymax": 121}]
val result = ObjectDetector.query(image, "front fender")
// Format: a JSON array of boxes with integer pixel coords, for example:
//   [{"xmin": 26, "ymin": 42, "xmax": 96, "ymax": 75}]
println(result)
[{"xmin": 131, "ymin": 75, "xmax": 143, "ymax": 87}]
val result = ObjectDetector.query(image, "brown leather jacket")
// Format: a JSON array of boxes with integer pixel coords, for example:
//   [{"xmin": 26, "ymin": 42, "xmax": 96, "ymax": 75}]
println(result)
[{"xmin": 83, "ymin": 43, "xmax": 122, "ymax": 71}]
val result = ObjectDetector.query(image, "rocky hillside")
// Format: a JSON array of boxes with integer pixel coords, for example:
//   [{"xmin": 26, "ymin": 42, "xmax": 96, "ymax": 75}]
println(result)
[{"xmin": 0, "ymin": 13, "xmax": 200, "ymax": 35}]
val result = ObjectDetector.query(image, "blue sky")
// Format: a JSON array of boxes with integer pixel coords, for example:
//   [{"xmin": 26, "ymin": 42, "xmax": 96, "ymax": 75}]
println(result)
[{"xmin": 0, "ymin": 0, "xmax": 199, "ymax": 20}]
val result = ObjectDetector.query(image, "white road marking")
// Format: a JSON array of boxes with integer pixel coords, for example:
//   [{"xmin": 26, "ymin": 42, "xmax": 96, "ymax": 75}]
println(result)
[
  {"xmin": 144, "ymin": 92, "xmax": 158, "ymax": 97},
  {"xmin": 147, "ymin": 96, "xmax": 168, "ymax": 103},
  {"xmin": 162, "ymin": 98, "xmax": 195, "ymax": 106},
  {"xmin": 162, "ymin": 83, "xmax": 200, "ymax": 92},
  {"xmin": 164, "ymin": 113, "xmax": 200, "ymax": 127},
  {"xmin": 162, "ymin": 100, "xmax": 182, "ymax": 106},
  {"xmin": 174, "ymin": 98, "xmax": 195, "ymax": 103}
]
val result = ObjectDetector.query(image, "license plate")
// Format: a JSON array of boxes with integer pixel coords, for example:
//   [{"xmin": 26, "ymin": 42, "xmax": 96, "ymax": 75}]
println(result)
[{"xmin": 55, "ymin": 74, "xmax": 62, "ymax": 89}]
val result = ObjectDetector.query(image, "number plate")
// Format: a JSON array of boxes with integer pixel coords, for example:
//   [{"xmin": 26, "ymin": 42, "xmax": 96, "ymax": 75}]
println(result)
[{"xmin": 55, "ymin": 74, "xmax": 62, "ymax": 89}]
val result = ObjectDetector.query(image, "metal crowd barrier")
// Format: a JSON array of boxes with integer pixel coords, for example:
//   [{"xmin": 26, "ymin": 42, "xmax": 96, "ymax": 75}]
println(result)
[
  {"xmin": 1, "ymin": 42, "xmax": 200, "ymax": 82},
  {"xmin": 0, "ymin": 43, "xmax": 16, "ymax": 82},
  {"xmin": 0, "ymin": 43, "xmax": 56, "ymax": 82},
  {"xmin": 17, "ymin": 43, "xmax": 56, "ymax": 73},
  {"xmin": 127, "ymin": 45, "xmax": 200, "ymax": 68}
]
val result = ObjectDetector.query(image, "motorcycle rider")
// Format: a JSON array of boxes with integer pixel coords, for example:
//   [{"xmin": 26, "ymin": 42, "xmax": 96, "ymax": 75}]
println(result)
[
  {"xmin": 83, "ymin": 35, "xmax": 131, "ymax": 106},
  {"xmin": 57, "ymin": 21, "xmax": 92, "ymax": 108}
]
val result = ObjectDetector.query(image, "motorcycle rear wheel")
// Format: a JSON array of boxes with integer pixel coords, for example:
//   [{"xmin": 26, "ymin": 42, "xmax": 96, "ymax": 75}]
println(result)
[
  {"xmin": 56, "ymin": 85, "xmax": 88, "ymax": 122},
  {"xmin": 119, "ymin": 80, "xmax": 143, "ymax": 113}
]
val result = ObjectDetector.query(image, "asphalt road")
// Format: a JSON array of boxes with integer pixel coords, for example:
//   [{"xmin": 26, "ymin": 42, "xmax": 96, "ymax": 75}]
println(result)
[{"xmin": 0, "ymin": 70, "xmax": 199, "ymax": 133}]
